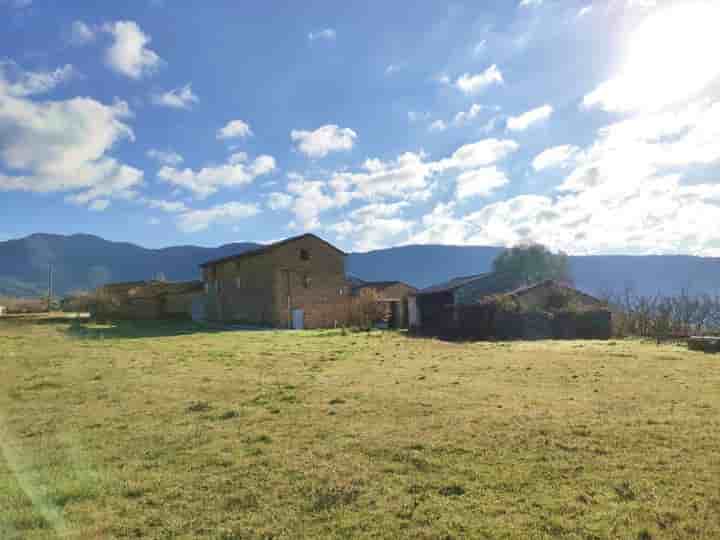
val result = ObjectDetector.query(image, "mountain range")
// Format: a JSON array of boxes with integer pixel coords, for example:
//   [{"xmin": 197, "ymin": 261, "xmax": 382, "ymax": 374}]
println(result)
[{"xmin": 0, "ymin": 233, "xmax": 718, "ymax": 298}]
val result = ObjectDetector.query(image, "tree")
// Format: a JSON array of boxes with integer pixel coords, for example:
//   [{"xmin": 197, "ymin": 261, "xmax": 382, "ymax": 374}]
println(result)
[{"xmin": 491, "ymin": 243, "xmax": 571, "ymax": 285}]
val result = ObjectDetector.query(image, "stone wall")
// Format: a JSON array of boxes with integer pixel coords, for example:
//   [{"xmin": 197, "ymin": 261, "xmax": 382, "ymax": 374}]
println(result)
[{"xmin": 203, "ymin": 235, "xmax": 350, "ymax": 328}]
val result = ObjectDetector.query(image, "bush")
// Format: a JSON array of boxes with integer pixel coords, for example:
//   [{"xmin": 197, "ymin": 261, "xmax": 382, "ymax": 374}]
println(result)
[{"xmin": 0, "ymin": 296, "xmax": 48, "ymax": 314}]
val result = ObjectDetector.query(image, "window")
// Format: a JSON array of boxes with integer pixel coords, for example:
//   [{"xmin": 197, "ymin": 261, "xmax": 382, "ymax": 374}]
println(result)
[
  {"xmin": 304, "ymin": 275, "xmax": 312, "ymax": 289},
  {"xmin": 236, "ymin": 277, "xmax": 243, "ymax": 289},
  {"xmin": 339, "ymin": 288, "xmax": 345, "ymax": 296},
  {"xmin": 204, "ymin": 282, "xmax": 210, "ymax": 293},
  {"xmin": 300, "ymin": 248, "xmax": 311, "ymax": 261}
]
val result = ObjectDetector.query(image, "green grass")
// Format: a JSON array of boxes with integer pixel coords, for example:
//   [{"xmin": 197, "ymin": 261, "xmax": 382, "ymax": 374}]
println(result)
[{"xmin": 1, "ymin": 314, "xmax": 719, "ymax": 539}]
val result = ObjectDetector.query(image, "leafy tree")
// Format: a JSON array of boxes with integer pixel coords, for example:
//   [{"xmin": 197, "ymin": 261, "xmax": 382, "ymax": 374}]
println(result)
[{"xmin": 491, "ymin": 243, "xmax": 571, "ymax": 285}]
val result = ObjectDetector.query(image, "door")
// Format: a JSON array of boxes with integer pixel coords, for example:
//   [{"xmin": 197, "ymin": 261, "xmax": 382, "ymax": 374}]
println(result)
[{"xmin": 292, "ymin": 309, "xmax": 304, "ymax": 330}]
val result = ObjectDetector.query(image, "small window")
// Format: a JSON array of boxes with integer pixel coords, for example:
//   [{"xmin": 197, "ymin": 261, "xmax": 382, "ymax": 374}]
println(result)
[
  {"xmin": 204, "ymin": 282, "xmax": 209, "ymax": 293},
  {"xmin": 304, "ymin": 275, "xmax": 312, "ymax": 289},
  {"xmin": 339, "ymin": 288, "xmax": 345, "ymax": 296},
  {"xmin": 235, "ymin": 277, "xmax": 242, "ymax": 289},
  {"xmin": 300, "ymin": 248, "xmax": 311, "ymax": 261}
]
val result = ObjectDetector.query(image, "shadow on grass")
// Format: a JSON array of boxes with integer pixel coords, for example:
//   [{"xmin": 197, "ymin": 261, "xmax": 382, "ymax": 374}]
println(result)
[{"xmin": 64, "ymin": 318, "xmax": 231, "ymax": 340}]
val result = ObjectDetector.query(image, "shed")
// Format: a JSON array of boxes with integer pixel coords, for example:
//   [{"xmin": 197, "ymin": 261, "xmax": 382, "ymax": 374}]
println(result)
[{"xmin": 94, "ymin": 280, "xmax": 204, "ymax": 321}]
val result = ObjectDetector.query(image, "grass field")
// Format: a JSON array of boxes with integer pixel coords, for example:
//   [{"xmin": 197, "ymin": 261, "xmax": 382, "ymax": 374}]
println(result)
[{"xmin": 1, "ymin": 315, "xmax": 719, "ymax": 539}]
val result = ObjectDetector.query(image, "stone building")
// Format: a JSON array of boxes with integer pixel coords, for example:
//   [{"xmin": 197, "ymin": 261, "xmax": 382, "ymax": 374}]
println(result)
[
  {"xmin": 94, "ymin": 280, "xmax": 204, "ymax": 320},
  {"xmin": 200, "ymin": 234, "xmax": 350, "ymax": 328},
  {"xmin": 351, "ymin": 280, "xmax": 418, "ymax": 328},
  {"xmin": 411, "ymin": 275, "xmax": 611, "ymax": 340}
]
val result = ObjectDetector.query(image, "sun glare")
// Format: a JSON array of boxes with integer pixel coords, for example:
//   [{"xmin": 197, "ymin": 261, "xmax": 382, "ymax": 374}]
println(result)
[
  {"xmin": 623, "ymin": 2, "xmax": 720, "ymax": 110},
  {"xmin": 588, "ymin": 2, "xmax": 720, "ymax": 112}
]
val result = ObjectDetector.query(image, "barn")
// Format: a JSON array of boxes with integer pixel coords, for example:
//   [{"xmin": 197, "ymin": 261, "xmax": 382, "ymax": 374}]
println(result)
[{"xmin": 411, "ymin": 275, "xmax": 611, "ymax": 340}]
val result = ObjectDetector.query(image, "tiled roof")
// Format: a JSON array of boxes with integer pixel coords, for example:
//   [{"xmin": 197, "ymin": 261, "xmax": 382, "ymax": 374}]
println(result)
[{"xmin": 200, "ymin": 233, "xmax": 346, "ymax": 268}]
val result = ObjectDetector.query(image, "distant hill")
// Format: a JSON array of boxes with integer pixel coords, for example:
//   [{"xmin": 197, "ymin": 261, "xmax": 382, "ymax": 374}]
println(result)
[{"xmin": 0, "ymin": 233, "xmax": 718, "ymax": 297}]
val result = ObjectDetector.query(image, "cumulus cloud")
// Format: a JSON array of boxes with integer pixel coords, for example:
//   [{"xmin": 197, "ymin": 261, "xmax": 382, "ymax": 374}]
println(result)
[
  {"xmin": 308, "ymin": 28, "xmax": 336, "ymax": 41},
  {"xmin": 507, "ymin": 104, "xmax": 553, "ymax": 131},
  {"xmin": 103, "ymin": 21, "xmax": 162, "ymax": 79},
  {"xmin": 69, "ymin": 21, "xmax": 97, "ymax": 46},
  {"xmin": 151, "ymin": 83, "xmax": 198, "ymax": 109},
  {"xmin": 267, "ymin": 191, "xmax": 293, "ymax": 210},
  {"xmin": 0, "ymin": 65, "xmax": 143, "ymax": 206},
  {"xmin": 177, "ymin": 202, "xmax": 260, "ymax": 233},
  {"xmin": 88, "ymin": 199, "xmax": 110, "ymax": 212},
  {"xmin": 158, "ymin": 153, "xmax": 275, "ymax": 198},
  {"xmin": 519, "ymin": 0, "xmax": 543, "ymax": 6},
  {"xmin": 403, "ymin": 99, "xmax": 720, "ymax": 256},
  {"xmin": 144, "ymin": 198, "xmax": 188, "ymax": 213},
  {"xmin": 291, "ymin": 124, "xmax": 357, "ymax": 158},
  {"xmin": 285, "ymin": 175, "xmax": 342, "ymax": 230},
  {"xmin": 0, "ymin": 61, "xmax": 74, "ymax": 97},
  {"xmin": 443, "ymin": 138, "xmax": 519, "ymax": 170},
  {"xmin": 428, "ymin": 119, "xmax": 448, "ymax": 133},
  {"xmin": 532, "ymin": 145, "xmax": 580, "ymax": 171},
  {"xmin": 456, "ymin": 167, "xmax": 509, "ymax": 199},
  {"xmin": 454, "ymin": 104, "xmax": 483, "ymax": 126},
  {"xmin": 146, "ymin": 149, "xmax": 183, "ymax": 166},
  {"xmin": 454, "ymin": 65, "xmax": 503, "ymax": 95},
  {"xmin": 217, "ymin": 119, "xmax": 252, "ymax": 140}
]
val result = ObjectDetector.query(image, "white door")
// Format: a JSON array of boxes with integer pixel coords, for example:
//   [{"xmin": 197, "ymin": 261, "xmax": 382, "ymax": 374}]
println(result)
[{"xmin": 292, "ymin": 309, "xmax": 304, "ymax": 330}]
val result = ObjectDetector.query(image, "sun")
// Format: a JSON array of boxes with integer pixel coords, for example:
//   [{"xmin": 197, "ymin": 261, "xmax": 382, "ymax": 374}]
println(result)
[{"xmin": 591, "ymin": 2, "xmax": 720, "ymax": 111}]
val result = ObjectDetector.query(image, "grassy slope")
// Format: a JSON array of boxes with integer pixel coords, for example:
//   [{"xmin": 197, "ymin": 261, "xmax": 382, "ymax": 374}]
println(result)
[{"xmin": 1, "ymin": 316, "xmax": 719, "ymax": 540}]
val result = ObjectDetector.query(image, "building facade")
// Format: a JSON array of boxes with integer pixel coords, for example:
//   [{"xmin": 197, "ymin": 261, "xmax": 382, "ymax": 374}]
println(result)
[
  {"xmin": 351, "ymin": 281, "xmax": 418, "ymax": 328},
  {"xmin": 200, "ymin": 234, "xmax": 351, "ymax": 328}
]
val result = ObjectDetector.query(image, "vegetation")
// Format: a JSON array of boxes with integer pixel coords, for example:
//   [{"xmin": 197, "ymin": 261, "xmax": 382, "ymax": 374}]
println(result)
[
  {"xmin": 492, "ymin": 243, "xmax": 571, "ymax": 286},
  {"xmin": 1, "ymin": 315, "xmax": 719, "ymax": 539},
  {"xmin": 602, "ymin": 287, "xmax": 720, "ymax": 338}
]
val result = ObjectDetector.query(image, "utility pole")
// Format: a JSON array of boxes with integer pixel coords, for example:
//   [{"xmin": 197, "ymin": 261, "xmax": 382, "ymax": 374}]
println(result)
[{"xmin": 48, "ymin": 263, "xmax": 52, "ymax": 313}]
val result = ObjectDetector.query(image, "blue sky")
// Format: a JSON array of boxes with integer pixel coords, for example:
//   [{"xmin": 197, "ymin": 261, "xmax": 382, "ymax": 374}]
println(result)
[{"xmin": 1, "ymin": 0, "xmax": 720, "ymax": 254}]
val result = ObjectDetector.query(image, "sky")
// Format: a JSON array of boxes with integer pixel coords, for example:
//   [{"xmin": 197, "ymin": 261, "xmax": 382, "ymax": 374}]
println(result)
[{"xmin": 1, "ymin": 0, "xmax": 720, "ymax": 255}]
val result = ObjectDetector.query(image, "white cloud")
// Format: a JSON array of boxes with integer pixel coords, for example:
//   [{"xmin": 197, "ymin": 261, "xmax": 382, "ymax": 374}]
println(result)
[
  {"xmin": 177, "ymin": 202, "xmax": 260, "ymax": 233},
  {"xmin": 158, "ymin": 153, "xmax": 275, "ymax": 198},
  {"xmin": 456, "ymin": 167, "xmax": 509, "ymax": 199},
  {"xmin": 103, "ymin": 21, "xmax": 162, "ymax": 79},
  {"xmin": 626, "ymin": 0, "xmax": 656, "ymax": 8},
  {"xmin": 443, "ymin": 138, "xmax": 519, "ymax": 170},
  {"xmin": 331, "ymin": 216, "xmax": 412, "ymax": 252},
  {"xmin": 0, "ymin": 66, "xmax": 142, "ymax": 206},
  {"xmin": 407, "ymin": 202, "xmax": 468, "ymax": 246},
  {"xmin": 308, "ymin": 28, "xmax": 336, "ymax": 41},
  {"xmin": 88, "ymin": 199, "xmax": 110, "ymax": 212},
  {"xmin": 455, "ymin": 65, "xmax": 503, "ymax": 95},
  {"xmin": 507, "ymin": 104, "xmax": 553, "ymax": 131},
  {"xmin": 217, "ymin": 119, "xmax": 252, "ymax": 140},
  {"xmin": 428, "ymin": 119, "xmax": 448, "ymax": 133},
  {"xmin": 532, "ymin": 145, "xmax": 580, "ymax": 171},
  {"xmin": 286, "ymin": 175, "xmax": 341, "ymax": 230},
  {"xmin": 519, "ymin": 0, "xmax": 543, "ymax": 6},
  {"xmin": 69, "ymin": 21, "xmax": 97, "ymax": 46},
  {"xmin": 151, "ymin": 83, "xmax": 198, "ymax": 109},
  {"xmin": 385, "ymin": 64, "xmax": 402, "ymax": 75},
  {"xmin": 331, "ymin": 152, "xmax": 434, "ymax": 202},
  {"xmin": 147, "ymin": 217, "xmax": 161, "ymax": 225},
  {"xmin": 0, "ymin": 61, "xmax": 74, "ymax": 97},
  {"xmin": 291, "ymin": 124, "xmax": 357, "ymax": 158},
  {"xmin": 454, "ymin": 103, "xmax": 483, "ymax": 126},
  {"xmin": 144, "ymin": 199, "xmax": 188, "ymax": 213},
  {"xmin": 267, "ymin": 191, "xmax": 293, "ymax": 210},
  {"xmin": 577, "ymin": 5, "xmax": 593, "ymax": 17},
  {"xmin": 408, "ymin": 111, "xmax": 430, "ymax": 123},
  {"xmin": 146, "ymin": 149, "xmax": 183, "ymax": 166},
  {"xmin": 472, "ymin": 40, "xmax": 487, "ymax": 56}
]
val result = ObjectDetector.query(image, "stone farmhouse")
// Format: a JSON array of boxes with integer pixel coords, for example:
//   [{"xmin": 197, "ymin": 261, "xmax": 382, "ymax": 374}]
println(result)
[{"xmin": 200, "ymin": 234, "xmax": 350, "ymax": 329}]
